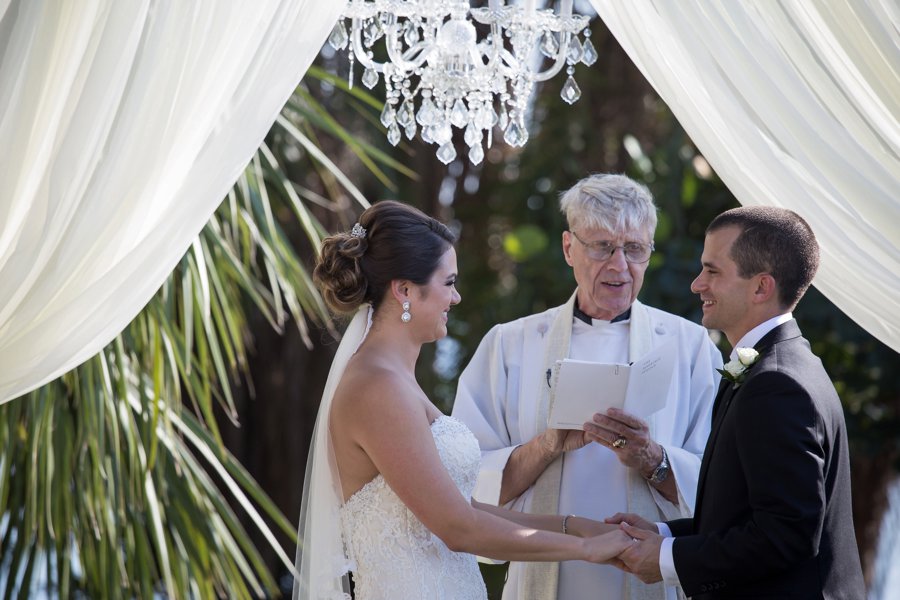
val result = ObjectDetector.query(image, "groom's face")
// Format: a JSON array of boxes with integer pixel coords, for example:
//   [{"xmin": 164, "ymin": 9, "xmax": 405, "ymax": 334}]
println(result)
[{"xmin": 692, "ymin": 226, "xmax": 758, "ymax": 346}]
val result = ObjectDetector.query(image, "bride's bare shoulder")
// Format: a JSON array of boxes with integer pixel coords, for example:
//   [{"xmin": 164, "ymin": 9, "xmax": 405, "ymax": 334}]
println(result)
[{"xmin": 332, "ymin": 355, "xmax": 423, "ymax": 422}]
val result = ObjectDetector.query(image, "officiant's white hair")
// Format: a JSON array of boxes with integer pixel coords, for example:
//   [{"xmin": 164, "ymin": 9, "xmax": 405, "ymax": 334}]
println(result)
[{"xmin": 559, "ymin": 173, "xmax": 658, "ymax": 238}]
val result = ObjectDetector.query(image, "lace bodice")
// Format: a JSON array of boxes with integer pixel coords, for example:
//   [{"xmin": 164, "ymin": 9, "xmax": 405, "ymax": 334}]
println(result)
[{"xmin": 340, "ymin": 416, "xmax": 488, "ymax": 600}]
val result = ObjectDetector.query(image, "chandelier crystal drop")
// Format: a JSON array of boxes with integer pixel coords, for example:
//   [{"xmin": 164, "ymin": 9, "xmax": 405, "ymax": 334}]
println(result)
[{"xmin": 327, "ymin": 0, "xmax": 593, "ymax": 165}]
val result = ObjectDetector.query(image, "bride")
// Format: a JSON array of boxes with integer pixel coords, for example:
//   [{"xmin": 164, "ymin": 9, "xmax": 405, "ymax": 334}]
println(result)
[{"xmin": 294, "ymin": 201, "xmax": 631, "ymax": 600}]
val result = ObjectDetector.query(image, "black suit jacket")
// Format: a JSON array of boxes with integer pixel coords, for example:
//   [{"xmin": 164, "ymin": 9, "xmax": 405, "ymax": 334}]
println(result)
[{"xmin": 667, "ymin": 320, "xmax": 864, "ymax": 599}]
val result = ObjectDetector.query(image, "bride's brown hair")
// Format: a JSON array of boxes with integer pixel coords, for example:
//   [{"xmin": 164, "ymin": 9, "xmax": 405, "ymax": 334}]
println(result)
[{"xmin": 314, "ymin": 200, "xmax": 456, "ymax": 315}]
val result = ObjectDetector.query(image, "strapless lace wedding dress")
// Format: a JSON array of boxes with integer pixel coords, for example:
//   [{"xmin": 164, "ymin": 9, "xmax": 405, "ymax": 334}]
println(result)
[{"xmin": 340, "ymin": 415, "xmax": 488, "ymax": 600}]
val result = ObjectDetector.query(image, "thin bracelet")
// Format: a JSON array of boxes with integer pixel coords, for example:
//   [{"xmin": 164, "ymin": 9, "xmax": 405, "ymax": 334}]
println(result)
[{"xmin": 561, "ymin": 514, "xmax": 576, "ymax": 535}]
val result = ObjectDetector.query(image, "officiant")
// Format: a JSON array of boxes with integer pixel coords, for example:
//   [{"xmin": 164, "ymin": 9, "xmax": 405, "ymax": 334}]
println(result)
[{"xmin": 452, "ymin": 173, "xmax": 723, "ymax": 600}]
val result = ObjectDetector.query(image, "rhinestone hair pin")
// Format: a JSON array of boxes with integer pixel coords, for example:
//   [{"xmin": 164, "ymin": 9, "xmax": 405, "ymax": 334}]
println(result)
[{"xmin": 350, "ymin": 223, "xmax": 366, "ymax": 239}]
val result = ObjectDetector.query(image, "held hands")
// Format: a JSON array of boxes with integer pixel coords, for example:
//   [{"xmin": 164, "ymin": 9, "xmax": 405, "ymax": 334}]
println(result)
[
  {"xmin": 616, "ymin": 523, "xmax": 664, "ymax": 584},
  {"xmin": 583, "ymin": 408, "xmax": 662, "ymax": 477},
  {"xmin": 581, "ymin": 524, "xmax": 663, "ymax": 576},
  {"xmin": 572, "ymin": 515, "xmax": 658, "ymax": 571},
  {"xmin": 603, "ymin": 512, "xmax": 658, "ymax": 533},
  {"xmin": 582, "ymin": 529, "xmax": 636, "ymax": 565},
  {"xmin": 601, "ymin": 513, "xmax": 663, "ymax": 582}
]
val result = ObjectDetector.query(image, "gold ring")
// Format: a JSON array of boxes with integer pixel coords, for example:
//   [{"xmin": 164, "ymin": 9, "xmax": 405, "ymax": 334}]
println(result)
[{"xmin": 612, "ymin": 436, "xmax": 627, "ymax": 449}]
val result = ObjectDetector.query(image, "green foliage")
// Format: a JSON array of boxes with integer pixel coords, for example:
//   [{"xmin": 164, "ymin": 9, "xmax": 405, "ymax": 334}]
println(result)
[{"xmin": 503, "ymin": 225, "xmax": 550, "ymax": 262}]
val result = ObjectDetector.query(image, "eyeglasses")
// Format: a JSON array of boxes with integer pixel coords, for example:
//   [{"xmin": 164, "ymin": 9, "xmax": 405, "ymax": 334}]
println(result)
[{"xmin": 570, "ymin": 230, "xmax": 654, "ymax": 263}]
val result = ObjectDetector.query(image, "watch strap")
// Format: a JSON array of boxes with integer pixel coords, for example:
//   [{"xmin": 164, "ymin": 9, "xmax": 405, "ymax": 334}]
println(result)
[{"xmin": 646, "ymin": 445, "xmax": 669, "ymax": 484}]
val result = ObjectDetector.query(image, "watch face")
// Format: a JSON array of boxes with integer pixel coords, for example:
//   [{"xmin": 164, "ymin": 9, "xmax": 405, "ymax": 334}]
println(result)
[
  {"xmin": 653, "ymin": 464, "xmax": 669, "ymax": 483},
  {"xmin": 650, "ymin": 448, "xmax": 669, "ymax": 483}
]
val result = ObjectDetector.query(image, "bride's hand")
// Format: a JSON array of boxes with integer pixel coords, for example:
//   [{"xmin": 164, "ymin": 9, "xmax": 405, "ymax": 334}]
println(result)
[
  {"xmin": 563, "ymin": 516, "xmax": 616, "ymax": 538},
  {"xmin": 583, "ymin": 529, "xmax": 635, "ymax": 564}
]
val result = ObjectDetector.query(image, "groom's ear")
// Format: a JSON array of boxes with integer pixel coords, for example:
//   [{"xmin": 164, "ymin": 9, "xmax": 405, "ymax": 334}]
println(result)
[{"xmin": 751, "ymin": 273, "xmax": 778, "ymax": 305}]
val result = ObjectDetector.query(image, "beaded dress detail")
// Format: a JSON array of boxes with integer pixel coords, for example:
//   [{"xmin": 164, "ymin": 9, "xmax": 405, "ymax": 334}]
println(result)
[{"xmin": 339, "ymin": 416, "xmax": 488, "ymax": 600}]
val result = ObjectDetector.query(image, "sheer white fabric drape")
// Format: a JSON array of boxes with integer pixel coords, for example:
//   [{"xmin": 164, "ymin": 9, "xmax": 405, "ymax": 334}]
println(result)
[
  {"xmin": 591, "ymin": 0, "xmax": 900, "ymax": 352},
  {"xmin": 0, "ymin": 0, "xmax": 346, "ymax": 403}
]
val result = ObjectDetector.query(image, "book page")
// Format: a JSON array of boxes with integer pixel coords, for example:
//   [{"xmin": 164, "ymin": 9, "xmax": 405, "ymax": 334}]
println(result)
[
  {"xmin": 548, "ymin": 360, "xmax": 630, "ymax": 429},
  {"xmin": 623, "ymin": 340, "xmax": 675, "ymax": 418},
  {"xmin": 547, "ymin": 340, "xmax": 676, "ymax": 429}
]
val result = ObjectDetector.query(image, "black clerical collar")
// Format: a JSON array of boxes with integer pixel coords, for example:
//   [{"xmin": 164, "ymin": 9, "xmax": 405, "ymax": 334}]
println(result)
[{"xmin": 573, "ymin": 303, "xmax": 631, "ymax": 325}]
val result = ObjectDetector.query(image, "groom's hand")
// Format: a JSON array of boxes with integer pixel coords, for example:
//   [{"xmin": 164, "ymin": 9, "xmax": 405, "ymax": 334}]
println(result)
[
  {"xmin": 618, "ymin": 523, "xmax": 663, "ymax": 584},
  {"xmin": 604, "ymin": 512, "xmax": 657, "ymax": 533}
]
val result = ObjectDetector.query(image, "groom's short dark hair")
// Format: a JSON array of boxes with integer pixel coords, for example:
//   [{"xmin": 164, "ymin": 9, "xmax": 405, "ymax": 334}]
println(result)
[{"xmin": 708, "ymin": 206, "xmax": 819, "ymax": 310}]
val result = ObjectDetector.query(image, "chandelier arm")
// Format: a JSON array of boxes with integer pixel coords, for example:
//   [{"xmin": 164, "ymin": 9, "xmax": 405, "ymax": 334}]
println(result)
[
  {"xmin": 480, "ymin": 23, "xmax": 520, "ymax": 78},
  {"xmin": 351, "ymin": 18, "xmax": 384, "ymax": 72},
  {"xmin": 399, "ymin": 42, "xmax": 432, "ymax": 68},
  {"xmin": 491, "ymin": 46, "xmax": 525, "ymax": 79},
  {"xmin": 384, "ymin": 27, "xmax": 422, "ymax": 73},
  {"xmin": 531, "ymin": 31, "xmax": 570, "ymax": 82}
]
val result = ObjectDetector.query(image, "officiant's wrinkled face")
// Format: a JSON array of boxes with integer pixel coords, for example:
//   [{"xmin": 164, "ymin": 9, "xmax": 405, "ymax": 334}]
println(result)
[
  {"xmin": 410, "ymin": 246, "xmax": 461, "ymax": 343},
  {"xmin": 562, "ymin": 226, "xmax": 651, "ymax": 321}
]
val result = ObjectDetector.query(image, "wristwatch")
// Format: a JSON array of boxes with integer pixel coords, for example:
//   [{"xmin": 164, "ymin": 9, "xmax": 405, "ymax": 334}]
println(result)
[{"xmin": 646, "ymin": 445, "xmax": 670, "ymax": 484}]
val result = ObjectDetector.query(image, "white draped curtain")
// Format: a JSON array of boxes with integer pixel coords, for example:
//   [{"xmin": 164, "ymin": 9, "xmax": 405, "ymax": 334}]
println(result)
[
  {"xmin": 0, "ymin": 0, "xmax": 346, "ymax": 404},
  {"xmin": 591, "ymin": 0, "xmax": 900, "ymax": 353}
]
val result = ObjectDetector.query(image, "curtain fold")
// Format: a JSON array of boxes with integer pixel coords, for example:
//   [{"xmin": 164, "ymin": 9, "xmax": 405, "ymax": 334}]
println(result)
[
  {"xmin": 0, "ymin": 0, "xmax": 346, "ymax": 403},
  {"xmin": 591, "ymin": 0, "xmax": 900, "ymax": 352}
]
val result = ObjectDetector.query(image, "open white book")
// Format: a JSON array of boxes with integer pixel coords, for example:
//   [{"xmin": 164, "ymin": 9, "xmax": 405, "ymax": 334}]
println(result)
[{"xmin": 547, "ymin": 340, "xmax": 676, "ymax": 429}]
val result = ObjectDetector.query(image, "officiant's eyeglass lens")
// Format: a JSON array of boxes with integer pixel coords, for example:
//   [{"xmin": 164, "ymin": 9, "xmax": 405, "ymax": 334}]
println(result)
[{"xmin": 571, "ymin": 231, "xmax": 654, "ymax": 263}]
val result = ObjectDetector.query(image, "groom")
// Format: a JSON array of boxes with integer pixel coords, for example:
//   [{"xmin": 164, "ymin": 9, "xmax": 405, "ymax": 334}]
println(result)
[{"xmin": 612, "ymin": 206, "xmax": 865, "ymax": 598}]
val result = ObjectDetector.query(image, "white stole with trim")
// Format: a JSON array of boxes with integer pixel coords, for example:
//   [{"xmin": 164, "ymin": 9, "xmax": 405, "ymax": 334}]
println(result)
[{"xmin": 520, "ymin": 292, "xmax": 667, "ymax": 600}]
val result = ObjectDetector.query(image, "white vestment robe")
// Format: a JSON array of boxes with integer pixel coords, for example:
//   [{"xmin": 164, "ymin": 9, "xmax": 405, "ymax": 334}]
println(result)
[{"xmin": 452, "ymin": 299, "xmax": 722, "ymax": 600}]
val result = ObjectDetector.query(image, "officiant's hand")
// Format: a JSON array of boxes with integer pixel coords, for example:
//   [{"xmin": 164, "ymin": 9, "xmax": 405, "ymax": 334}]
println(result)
[
  {"xmin": 583, "ymin": 408, "xmax": 662, "ymax": 475},
  {"xmin": 499, "ymin": 428, "xmax": 590, "ymax": 505},
  {"xmin": 539, "ymin": 427, "xmax": 590, "ymax": 460}
]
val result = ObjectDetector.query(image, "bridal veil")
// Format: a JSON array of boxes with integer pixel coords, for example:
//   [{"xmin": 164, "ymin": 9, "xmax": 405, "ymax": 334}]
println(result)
[{"xmin": 293, "ymin": 305, "xmax": 372, "ymax": 600}]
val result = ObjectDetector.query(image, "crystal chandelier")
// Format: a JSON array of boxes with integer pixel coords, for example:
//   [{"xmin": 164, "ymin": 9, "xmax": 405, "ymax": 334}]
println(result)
[{"xmin": 326, "ymin": 0, "xmax": 594, "ymax": 165}]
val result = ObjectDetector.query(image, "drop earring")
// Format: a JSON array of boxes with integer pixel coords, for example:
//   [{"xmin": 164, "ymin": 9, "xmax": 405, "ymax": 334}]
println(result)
[{"xmin": 401, "ymin": 300, "xmax": 411, "ymax": 323}]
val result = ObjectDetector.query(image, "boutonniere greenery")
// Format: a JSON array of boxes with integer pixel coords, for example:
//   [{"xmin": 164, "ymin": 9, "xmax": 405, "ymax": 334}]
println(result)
[{"xmin": 717, "ymin": 347, "xmax": 760, "ymax": 388}]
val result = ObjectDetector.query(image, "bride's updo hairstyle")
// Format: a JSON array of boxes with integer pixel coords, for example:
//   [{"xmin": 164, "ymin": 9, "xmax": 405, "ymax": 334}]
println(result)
[{"xmin": 314, "ymin": 200, "xmax": 456, "ymax": 315}]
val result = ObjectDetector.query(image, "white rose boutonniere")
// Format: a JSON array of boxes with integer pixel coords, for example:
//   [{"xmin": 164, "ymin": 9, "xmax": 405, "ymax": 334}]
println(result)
[{"xmin": 717, "ymin": 347, "xmax": 760, "ymax": 388}]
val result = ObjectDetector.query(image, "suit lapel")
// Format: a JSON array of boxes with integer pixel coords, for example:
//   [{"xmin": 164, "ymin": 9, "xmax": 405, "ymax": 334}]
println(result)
[
  {"xmin": 711, "ymin": 377, "xmax": 731, "ymax": 421},
  {"xmin": 694, "ymin": 379, "xmax": 736, "ymax": 523}
]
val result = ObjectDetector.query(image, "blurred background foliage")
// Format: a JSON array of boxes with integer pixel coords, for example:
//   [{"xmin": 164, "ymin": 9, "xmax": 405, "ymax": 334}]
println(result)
[{"xmin": 1, "ymin": 8, "xmax": 897, "ymax": 600}]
